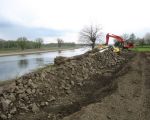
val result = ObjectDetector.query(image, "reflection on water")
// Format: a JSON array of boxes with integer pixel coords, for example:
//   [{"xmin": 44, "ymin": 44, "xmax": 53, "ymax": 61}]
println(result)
[
  {"xmin": 36, "ymin": 58, "xmax": 44, "ymax": 65},
  {"xmin": 19, "ymin": 54, "xmax": 26, "ymax": 57},
  {"xmin": 58, "ymin": 50, "xmax": 62, "ymax": 53},
  {"xmin": 0, "ymin": 48, "xmax": 89, "ymax": 81},
  {"xmin": 18, "ymin": 59, "xmax": 28, "ymax": 68}
]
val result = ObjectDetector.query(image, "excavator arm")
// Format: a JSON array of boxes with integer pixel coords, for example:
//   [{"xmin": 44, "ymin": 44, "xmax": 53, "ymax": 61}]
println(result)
[{"xmin": 106, "ymin": 33, "xmax": 124, "ymax": 45}]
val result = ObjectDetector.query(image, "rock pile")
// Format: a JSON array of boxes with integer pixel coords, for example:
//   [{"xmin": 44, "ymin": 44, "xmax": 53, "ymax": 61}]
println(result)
[{"xmin": 0, "ymin": 48, "xmax": 134, "ymax": 119}]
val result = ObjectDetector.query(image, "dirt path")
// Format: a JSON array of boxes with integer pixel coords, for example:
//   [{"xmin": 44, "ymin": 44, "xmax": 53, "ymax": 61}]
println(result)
[{"xmin": 63, "ymin": 52, "xmax": 150, "ymax": 120}]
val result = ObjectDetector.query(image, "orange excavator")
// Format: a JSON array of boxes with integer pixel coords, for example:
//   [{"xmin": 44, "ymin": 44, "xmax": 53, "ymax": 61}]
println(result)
[
  {"xmin": 106, "ymin": 33, "xmax": 134, "ymax": 49},
  {"xmin": 99, "ymin": 33, "xmax": 134, "ymax": 53}
]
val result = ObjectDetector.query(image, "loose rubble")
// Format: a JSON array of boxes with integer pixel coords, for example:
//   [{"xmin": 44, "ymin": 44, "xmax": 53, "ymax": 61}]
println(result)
[{"xmin": 0, "ymin": 47, "xmax": 135, "ymax": 120}]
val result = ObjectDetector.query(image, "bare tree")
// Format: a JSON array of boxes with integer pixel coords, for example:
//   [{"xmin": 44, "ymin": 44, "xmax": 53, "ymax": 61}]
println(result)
[
  {"xmin": 79, "ymin": 25, "xmax": 102, "ymax": 49},
  {"xmin": 57, "ymin": 38, "xmax": 64, "ymax": 48}
]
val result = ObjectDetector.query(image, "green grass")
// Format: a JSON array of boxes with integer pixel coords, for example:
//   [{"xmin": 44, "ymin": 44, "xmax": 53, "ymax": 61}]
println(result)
[{"xmin": 132, "ymin": 46, "xmax": 150, "ymax": 52}]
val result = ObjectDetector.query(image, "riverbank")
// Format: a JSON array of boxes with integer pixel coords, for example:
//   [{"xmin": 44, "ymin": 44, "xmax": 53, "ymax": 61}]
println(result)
[
  {"xmin": 0, "ymin": 47, "xmax": 89, "ymax": 81},
  {"xmin": 0, "ymin": 48, "xmax": 136, "ymax": 120},
  {"xmin": 0, "ymin": 47, "xmax": 81, "ymax": 57}
]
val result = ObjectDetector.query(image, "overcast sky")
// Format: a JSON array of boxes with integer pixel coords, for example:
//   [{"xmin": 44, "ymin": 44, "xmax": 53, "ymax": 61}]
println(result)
[{"xmin": 0, "ymin": 0, "xmax": 150, "ymax": 43}]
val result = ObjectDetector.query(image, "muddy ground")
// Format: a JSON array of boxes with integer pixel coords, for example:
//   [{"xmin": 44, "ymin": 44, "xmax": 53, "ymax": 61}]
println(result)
[
  {"xmin": 0, "ymin": 48, "xmax": 150, "ymax": 120},
  {"xmin": 63, "ymin": 52, "xmax": 150, "ymax": 120}
]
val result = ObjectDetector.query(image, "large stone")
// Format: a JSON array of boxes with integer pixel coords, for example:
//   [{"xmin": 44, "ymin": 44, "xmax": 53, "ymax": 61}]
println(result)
[
  {"xmin": 18, "ymin": 93, "xmax": 27, "ymax": 100},
  {"xmin": 40, "ymin": 101, "xmax": 48, "ymax": 107},
  {"xmin": 40, "ymin": 102, "xmax": 45, "ymax": 107},
  {"xmin": 18, "ymin": 102, "xmax": 26, "ymax": 108},
  {"xmin": 7, "ymin": 114, "xmax": 12, "ymax": 119},
  {"xmin": 66, "ymin": 90, "xmax": 71, "ymax": 94},
  {"xmin": 0, "ymin": 114, "xmax": 7, "ymax": 119},
  {"xmin": 26, "ymin": 88, "xmax": 32, "ymax": 95},
  {"xmin": 15, "ymin": 79, "xmax": 22, "ymax": 85},
  {"xmin": 32, "ymin": 89, "xmax": 36, "ymax": 94},
  {"xmin": 8, "ymin": 93, "xmax": 16, "ymax": 102},
  {"xmin": 1, "ymin": 98, "xmax": 11, "ymax": 111},
  {"xmin": 48, "ymin": 96, "xmax": 56, "ymax": 102},
  {"xmin": 16, "ymin": 89, "xmax": 24, "ymax": 94},
  {"xmin": 31, "ymin": 103, "xmax": 39, "ymax": 113},
  {"xmin": 70, "ymin": 81, "xmax": 75, "ymax": 86},
  {"xmin": 10, "ymin": 107, "xmax": 17, "ymax": 114},
  {"xmin": 30, "ymin": 82, "xmax": 38, "ymax": 89}
]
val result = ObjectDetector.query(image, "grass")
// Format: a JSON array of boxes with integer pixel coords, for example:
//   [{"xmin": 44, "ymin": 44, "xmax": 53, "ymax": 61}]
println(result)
[{"xmin": 132, "ymin": 45, "xmax": 150, "ymax": 52}]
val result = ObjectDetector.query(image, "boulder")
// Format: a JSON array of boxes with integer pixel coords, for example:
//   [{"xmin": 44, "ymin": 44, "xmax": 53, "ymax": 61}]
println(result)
[
  {"xmin": 10, "ymin": 107, "xmax": 17, "ymax": 114},
  {"xmin": 31, "ymin": 103, "xmax": 39, "ymax": 113},
  {"xmin": 1, "ymin": 98, "xmax": 11, "ymax": 111},
  {"xmin": 54, "ymin": 56, "xmax": 67, "ymax": 65},
  {"xmin": 0, "ymin": 114, "xmax": 7, "ymax": 119}
]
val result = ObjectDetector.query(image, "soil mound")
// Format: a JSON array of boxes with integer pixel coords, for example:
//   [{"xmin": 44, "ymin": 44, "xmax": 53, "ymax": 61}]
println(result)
[{"xmin": 0, "ymin": 48, "xmax": 135, "ymax": 120}]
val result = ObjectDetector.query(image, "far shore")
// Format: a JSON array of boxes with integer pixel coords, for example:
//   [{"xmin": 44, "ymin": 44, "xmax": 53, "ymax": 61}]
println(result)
[{"xmin": 0, "ymin": 47, "xmax": 81, "ymax": 57}]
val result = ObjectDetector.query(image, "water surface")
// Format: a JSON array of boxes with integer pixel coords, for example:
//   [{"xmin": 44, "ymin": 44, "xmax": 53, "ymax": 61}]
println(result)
[{"xmin": 0, "ymin": 48, "xmax": 89, "ymax": 81}]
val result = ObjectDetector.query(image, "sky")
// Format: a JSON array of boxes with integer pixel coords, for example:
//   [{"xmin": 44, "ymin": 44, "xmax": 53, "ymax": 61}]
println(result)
[{"xmin": 0, "ymin": 0, "xmax": 150, "ymax": 43}]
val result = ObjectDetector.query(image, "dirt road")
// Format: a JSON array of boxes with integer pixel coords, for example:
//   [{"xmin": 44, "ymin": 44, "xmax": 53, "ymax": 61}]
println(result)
[{"xmin": 63, "ymin": 52, "xmax": 150, "ymax": 120}]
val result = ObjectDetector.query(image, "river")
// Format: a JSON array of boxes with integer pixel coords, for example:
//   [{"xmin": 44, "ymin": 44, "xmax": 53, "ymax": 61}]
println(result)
[{"xmin": 0, "ymin": 48, "xmax": 90, "ymax": 81}]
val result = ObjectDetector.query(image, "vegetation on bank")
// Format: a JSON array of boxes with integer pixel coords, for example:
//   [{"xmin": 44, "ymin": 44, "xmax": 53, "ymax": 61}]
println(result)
[
  {"xmin": 0, "ymin": 37, "xmax": 86, "ymax": 54},
  {"xmin": 132, "ymin": 45, "xmax": 150, "ymax": 52},
  {"xmin": 113, "ymin": 32, "xmax": 150, "ymax": 52},
  {"xmin": 0, "ymin": 37, "xmax": 44, "ymax": 50}
]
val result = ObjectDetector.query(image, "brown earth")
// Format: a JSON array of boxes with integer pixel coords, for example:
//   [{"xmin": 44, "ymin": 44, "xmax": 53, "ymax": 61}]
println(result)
[
  {"xmin": 63, "ymin": 52, "xmax": 150, "ymax": 120},
  {"xmin": 1, "ymin": 48, "xmax": 150, "ymax": 120}
]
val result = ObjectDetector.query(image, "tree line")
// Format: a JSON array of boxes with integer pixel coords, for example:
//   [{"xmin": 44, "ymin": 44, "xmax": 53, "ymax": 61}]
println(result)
[
  {"xmin": 0, "ymin": 37, "xmax": 43, "ymax": 50},
  {"xmin": 0, "ymin": 37, "xmax": 77, "ymax": 51},
  {"xmin": 121, "ymin": 33, "xmax": 150, "ymax": 45},
  {"xmin": 137, "ymin": 33, "xmax": 150, "ymax": 46}
]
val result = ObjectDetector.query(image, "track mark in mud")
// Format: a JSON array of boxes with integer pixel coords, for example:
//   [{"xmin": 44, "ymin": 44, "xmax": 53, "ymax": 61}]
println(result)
[{"xmin": 142, "ymin": 53, "xmax": 150, "ymax": 120}]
